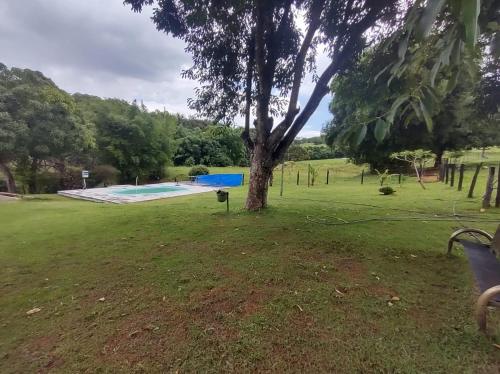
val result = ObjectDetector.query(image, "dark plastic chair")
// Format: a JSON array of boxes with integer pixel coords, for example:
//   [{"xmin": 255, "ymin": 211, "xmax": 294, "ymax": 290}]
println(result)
[{"xmin": 448, "ymin": 225, "xmax": 500, "ymax": 332}]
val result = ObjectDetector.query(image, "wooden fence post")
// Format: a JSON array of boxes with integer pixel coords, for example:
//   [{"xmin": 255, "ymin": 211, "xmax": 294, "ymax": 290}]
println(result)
[
  {"xmin": 296, "ymin": 171, "xmax": 299, "ymax": 186},
  {"xmin": 441, "ymin": 158, "xmax": 449, "ymax": 182},
  {"xmin": 241, "ymin": 173, "xmax": 245, "ymax": 186},
  {"xmin": 496, "ymin": 163, "xmax": 500, "ymax": 208},
  {"xmin": 280, "ymin": 163, "xmax": 284, "ymax": 197},
  {"xmin": 450, "ymin": 164, "xmax": 456, "ymax": 187},
  {"xmin": 468, "ymin": 163, "xmax": 482, "ymax": 198},
  {"xmin": 398, "ymin": 173, "xmax": 402, "ymax": 185},
  {"xmin": 307, "ymin": 165, "xmax": 310, "ymax": 187},
  {"xmin": 457, "ymin": 164, "xmax": 465, "ymax": 191},
  {"xmin": 326, "ymin": 169, "xmax": 329, "ymax": 185},
  {"xmin": 482, "ymin": 166, "xmax": 495, "ymax": 208},
  {"xmin": 438, "ymin": 163, "xmax": 444, "ymax": 182},
  {"xmin": 445, "ymin": 163, "xmax": 449, "ymax": 184},
  {"xmin": 361, "ymin": 169, "xmax": 364, "ymax": 185}
]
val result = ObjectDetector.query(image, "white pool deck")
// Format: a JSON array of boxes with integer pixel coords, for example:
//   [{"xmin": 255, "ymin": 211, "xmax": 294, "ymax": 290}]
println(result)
[{"xmin": 58, "ymin": 183, "xmax": 221, "ymax": 204}]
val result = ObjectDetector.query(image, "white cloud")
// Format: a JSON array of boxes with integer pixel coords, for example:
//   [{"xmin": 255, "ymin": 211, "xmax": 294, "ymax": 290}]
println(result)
[
  {"xmin": 297, "ymin": 130, "xmax": 321, "ymax": 138},
  {"xmin": 0, "ymin": 0, "xmax": 196, "ymax": 115},
  {"xmin": 0, "ymin": 0, "xmax": 331, "ymax": 136}
]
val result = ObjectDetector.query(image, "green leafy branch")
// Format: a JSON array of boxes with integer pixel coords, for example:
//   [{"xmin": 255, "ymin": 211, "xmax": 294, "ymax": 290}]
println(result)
[{"xmin": 345, "ymin": 0, "xmax": 485, "ymax": 146}]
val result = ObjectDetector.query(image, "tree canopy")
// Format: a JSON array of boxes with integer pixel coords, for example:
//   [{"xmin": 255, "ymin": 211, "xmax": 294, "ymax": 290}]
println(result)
[
  {"xmin": 75, "ymin": 94, "xmax": 176, "ymax": 182},
  {"xmin": 0, "ymin": 63, "xmax": 90, "ymax": 192},
  {"xmin": 173, "ymin": 125, "xmax": 246, "ymax": 167},
  {"xmin": 3, "ymin": 63, "xmax": 346, "ymax": 194},
  {"xmin": 339, "ymin": 0, "xmax": 499, "ymax": 145},
  {"xmin": 125, "ymin": 0, "xmax": 400, "ymax": 209},
  {"xmin": 0, "ymin": 65, "xmax": 177, "ymax": 192},
  {"xmin": 323, "ymin": 0, "xmax": 499, "ymax": 169}
]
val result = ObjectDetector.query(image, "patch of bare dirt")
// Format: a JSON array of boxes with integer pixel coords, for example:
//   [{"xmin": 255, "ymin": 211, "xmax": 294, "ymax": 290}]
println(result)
[
  {"xmin": 101, "ymin": 301, "xmax": 191, "ymax": 370},
  {"xmin": 334, "ymin": 257, "xmax": 366, "ymax": 281},
  {"xmin": 15, "ymin": 334, "xmax": 64, "ymax": 373},
  {"xmin": 99, "ymin": 284, "xmax": 275, "ymax": 370},
  {"xmin": 368, "ymin": 284, "xmax": 398, "ymax": 299},
  {"xmin": 260, "ymin": 310, "xmax": 342, "ymax": 372},
  {"xmin": 188, "ymin": 285, "xmax": 274, "ymax": 340},
  {"xmin": 406, "ymin": 305, "xmax": 443, "ymax": 329}
]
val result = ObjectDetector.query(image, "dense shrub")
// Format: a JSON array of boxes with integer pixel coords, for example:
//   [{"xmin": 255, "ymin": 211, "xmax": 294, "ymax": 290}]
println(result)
[
  {"xmin": 379, "ymin": 186, "xmax": 395, "ymax": 195},
  {"xmin": 286, "ymin": 143, "xmax": 343, "ymax": 162},
  {"xmin": 188, "ymin": 165, "xmax": 209, "ymax": 176},
  {"xmin": 302, "ymin": 144, "xmax": 338, "ymax": 160},
  {"xmin": 36, "ymin": 171, "xmax": 61, "ymax": 193},
  {"xmin": 59, "ymin": 166, "xmax": 85, "ymax": 190},
  {"xmin": 173, "ymin": 126, "xmax": 244, "ymax": 167},
  {"xmin": 207, "ymin": 152, "xmax": 232, "ymax": 167},
  {"xmin": 287, "ymin": 144, "xmax": 310, "ymax": 161},
  {"xmin": 147, "ymin": 167, "xmax": 166, "ymax": 182},
  {"xmin": 91, "ymin": 165, "xmax": 120, "ymax": 187}
]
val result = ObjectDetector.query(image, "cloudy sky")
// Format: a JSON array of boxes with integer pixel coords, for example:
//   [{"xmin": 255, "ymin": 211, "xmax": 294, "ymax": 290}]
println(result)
[{"xmin": 0, "ymin": 0, "xmax": 331, "ymax": 137}]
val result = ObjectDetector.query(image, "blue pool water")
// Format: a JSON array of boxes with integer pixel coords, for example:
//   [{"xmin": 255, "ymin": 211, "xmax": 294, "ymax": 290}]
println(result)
[
  {"xmin": 112, "ymin": 185, "xmax": 186, "ymax": 195},
  {"xmin": 194, "ymin": 174, "xmax": 243, "ymax": 187}
]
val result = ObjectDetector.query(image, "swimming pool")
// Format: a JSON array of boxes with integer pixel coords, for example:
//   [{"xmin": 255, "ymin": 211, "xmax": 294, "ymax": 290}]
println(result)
[
  {"xmin": 58, "ymin": 183, "xmax": 219, "ymax": 203},
  {"xmin": 112, "ymin": 185, "xmax": 186, "ymax": 195}
]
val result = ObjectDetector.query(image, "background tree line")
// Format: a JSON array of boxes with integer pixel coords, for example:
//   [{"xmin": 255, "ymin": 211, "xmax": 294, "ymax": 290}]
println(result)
[{"xmin": 0, "ymin": 63, "xmax": 333, "ymax": 193}]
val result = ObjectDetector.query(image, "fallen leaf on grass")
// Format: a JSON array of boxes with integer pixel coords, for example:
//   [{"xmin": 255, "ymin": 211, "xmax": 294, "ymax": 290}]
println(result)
[
  {"xmin": 128, "ymin": 330, "xmax": 140, "ymax": 338},
  {"xmin": 26, "ymin": 307, "xmax": 41, "ymax": 315}
]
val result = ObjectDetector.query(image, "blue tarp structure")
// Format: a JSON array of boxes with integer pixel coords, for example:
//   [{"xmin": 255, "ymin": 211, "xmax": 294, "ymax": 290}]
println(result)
[{"xmin": 194, "ymin": 174, "xmax": 243, "ymax": 187}]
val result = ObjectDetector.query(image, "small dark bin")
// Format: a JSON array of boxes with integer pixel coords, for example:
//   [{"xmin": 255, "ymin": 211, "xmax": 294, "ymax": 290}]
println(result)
[{"xmin": 216, "ymin": 190, "xmax": 228, "ymax": 202}]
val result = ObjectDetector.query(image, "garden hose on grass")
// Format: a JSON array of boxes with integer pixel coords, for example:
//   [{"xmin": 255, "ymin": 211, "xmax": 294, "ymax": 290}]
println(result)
[
  {"xmin": 305, "ymin": 199, "xmax": 499, "ymax": 227},
  {"xmin": 292, "ymin": 197, "xmax": 500, "ymax": 216},
  {"xmin": 306, "ymin": 215, "xmax": 499, "ymax": 226},
  {"xmin": 291, "ymin": 197, "xmax": 431, "ymax": 214}
]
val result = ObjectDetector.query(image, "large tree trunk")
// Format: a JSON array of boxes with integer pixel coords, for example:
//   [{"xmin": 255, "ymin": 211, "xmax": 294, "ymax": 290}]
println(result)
[
  {"xmin": 245, "ymin": 145, "xmax": 275, "ymax": 210},
  {"xmin": 0, "ymin": 162, "xmax": 16, "ymax": 193},
  {"xmin": 242, "ymin": 0, "xmax": 383, "ymax": 211}
]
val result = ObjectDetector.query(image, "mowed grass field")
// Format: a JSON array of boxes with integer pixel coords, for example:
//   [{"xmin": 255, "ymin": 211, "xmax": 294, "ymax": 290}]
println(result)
[{"xmin": 1, "ymin": 155, "xmax": 500, "ymax": 373}]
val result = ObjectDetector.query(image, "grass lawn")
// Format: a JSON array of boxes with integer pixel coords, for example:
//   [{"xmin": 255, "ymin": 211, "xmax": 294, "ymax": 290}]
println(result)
[{"xmin": 1, "ymin": 158, "xmax": 500, "ymax": 373}]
